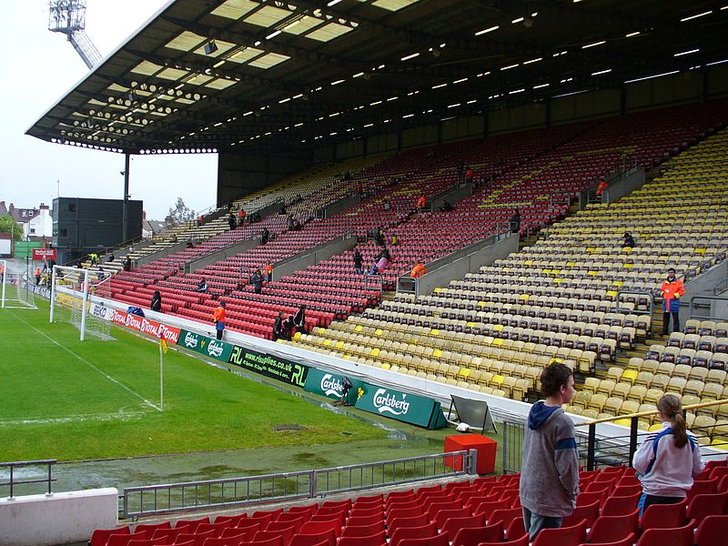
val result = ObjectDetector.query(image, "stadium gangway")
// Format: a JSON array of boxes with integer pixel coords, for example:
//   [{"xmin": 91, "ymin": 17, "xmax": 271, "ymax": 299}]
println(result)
[
  {"xmin": 578, "ymin": 398, "xmax": 728, "ymax": 471},
  {"xmin": 0, "ymin": 459, "xmax": 57, "ymax": 499},
  {"xmin": 121, "ymin": 449, "xmax": 477, "ymax": 519}
]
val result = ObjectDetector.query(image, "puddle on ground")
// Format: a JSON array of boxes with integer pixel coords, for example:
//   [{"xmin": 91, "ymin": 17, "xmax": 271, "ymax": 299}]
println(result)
[{"xmin": 13, "ymin": 378, "xmax": 449, "ymax": 496}]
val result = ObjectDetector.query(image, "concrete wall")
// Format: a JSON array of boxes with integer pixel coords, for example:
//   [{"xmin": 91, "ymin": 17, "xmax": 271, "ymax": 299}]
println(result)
[
  {"xmin": 0, "ymin": 488, "xmax": 117, "ymax": 546},
  {"xmin": 682, "ymin": 261, "xmax": 728, "ymax": 324},
  {"xmin": 320, "ymin": 193, "xmax": 361, "ymax": 219},
  {"xmin": 430, "ymin": 184, "xmax": 473, "ymax": 213},
  {"xmin": 603, "ymin": 167, "xmax": 646, "ymax": 204},
  {"xmin": 409, "ymin": 234, "xmax": 518, "ymax": 297},
  {"xmin": 185, "ymin": 237, "xmax": 260, "ymax": 273},
  {"xmin": 272, "ymin": 236, "xmax": 358, "ymax": 281},
  {"xmin": 217, "ymin": 151, "xmax": 311, "ymax": 206}
]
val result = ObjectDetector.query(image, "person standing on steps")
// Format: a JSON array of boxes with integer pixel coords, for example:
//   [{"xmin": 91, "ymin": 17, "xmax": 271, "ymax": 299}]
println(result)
[{"xmin": 660, "ymin": 267, "xmax": 684, "ymax": 335}]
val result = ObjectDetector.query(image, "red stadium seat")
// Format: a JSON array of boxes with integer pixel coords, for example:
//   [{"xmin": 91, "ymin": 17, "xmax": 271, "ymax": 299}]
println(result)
[
  {"xmin": 687, "ymin": 492, "xmax": 728, "ymax": 525},
  {"xmin": 336, "ymin": 530, "xmax": 387, "ymax": 546},
  {"xmin": 451, "ymin": 522, "xmax": 504, "ymax": 546},
  {"xmin": 532, "ymin": 519, "xmax": 587, "ymax": 546},
  {"xmin": 289, "ymin": 529, "xmax": 337, "ymax": 546},
  {"xmin": 389, "ymin": 522, "xmax": 438, "ymax": 546},
  {"xmin": 695, "ymin": 515, "xmax": 728, "ymax": 546},
  {"xmin": 588, "ymin": 509, "xmax": 640, "ymax": 543},
  {"xmin": 640, "ymin": 499, "xmax": 687, "ymax": 530},
  {"xmin": 89, "ymin": 526, "xmax": 131, "ymax": 546},
  {"xmin": 636, "ymin": 521, "xmax": 695, "ymax": 546}
]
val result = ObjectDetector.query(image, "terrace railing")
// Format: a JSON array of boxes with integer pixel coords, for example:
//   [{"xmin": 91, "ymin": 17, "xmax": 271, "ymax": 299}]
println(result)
[
  {"xmin": 502, "ymin": 399, "xmax": 728, "ymax": 474},
  {"xmin": 122, "ymin": 450, "xmax": 476, "ymax": 519},
  {"xmin": 0, "ymin": 459, "xmax": 57, "ymax": 499}
]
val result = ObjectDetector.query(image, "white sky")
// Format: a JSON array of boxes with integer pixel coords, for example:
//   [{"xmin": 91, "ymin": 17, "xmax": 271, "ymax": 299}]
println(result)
[{"xmin": 0, "ymin": 0, "xmax": 217, "ymax": 221}]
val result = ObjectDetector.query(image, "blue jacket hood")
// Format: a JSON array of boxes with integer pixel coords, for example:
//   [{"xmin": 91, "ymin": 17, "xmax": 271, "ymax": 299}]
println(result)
[{"xmin": 528, "ymin": 401, "xmax": 562, "ymax": 430}]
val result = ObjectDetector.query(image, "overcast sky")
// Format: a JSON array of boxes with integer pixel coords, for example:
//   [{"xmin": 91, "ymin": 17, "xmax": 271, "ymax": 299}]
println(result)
[{"xmin": 0, "ymin": 0, "xmax": 217, "ymax": 220}]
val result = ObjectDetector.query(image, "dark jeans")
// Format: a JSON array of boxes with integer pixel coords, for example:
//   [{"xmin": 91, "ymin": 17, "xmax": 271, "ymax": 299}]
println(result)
[
  {"xmin": 663, "ymin": 311, "xmax": 680, "ymax": 334},
  {"xmin": 216, "ymin": 326, "xmax": 224, "ymax": 340},
  {"xmin": 638, "ymin": 493, "xmax": 683, "ymax": 517},
  {"xmin": 523, "ymin": 507, "xmax": 562, "ymax": 541}
]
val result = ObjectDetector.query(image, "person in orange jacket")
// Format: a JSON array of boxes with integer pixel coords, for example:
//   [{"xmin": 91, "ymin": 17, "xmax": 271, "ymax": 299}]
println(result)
[
  {"xmin": 660, "ymin": 268, "xmax": 684, "ymax": 335},
  {"xmin": 213, "ymin": 301, "xmax": 226, "ymax": 340},
  {"xmin": 263, "ymin": 263, "xmax": 273, "ymax": 282},
  {"xmin": 596, "ymin": 180, "xmax": 608, "ymax": 196},
  {"xmin": 34, "ymin": 266, "xmax": 42, "ymax": 285},
  {"xmin": 416, "ymin": 195, "xmax": 426, "ymax": 211},
  {"xmin": 410, "ymin": 262, "xmax": 426, "ymax": 278}
]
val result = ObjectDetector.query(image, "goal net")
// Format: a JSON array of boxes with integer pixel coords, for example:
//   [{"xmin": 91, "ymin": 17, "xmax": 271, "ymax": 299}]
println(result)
[
  {"xmin": 0, "ymin": 259, "xmax": 37, "ymax": 310},
  {"xmin": 50, "ymin": 265, "xmax": 114, "ymax": 341}
]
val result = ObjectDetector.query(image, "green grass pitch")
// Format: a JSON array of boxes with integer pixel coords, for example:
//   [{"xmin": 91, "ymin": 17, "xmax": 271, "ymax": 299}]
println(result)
[{"xmin": 0, "ymin": 301, "xmax": 387, "ymax": 461}]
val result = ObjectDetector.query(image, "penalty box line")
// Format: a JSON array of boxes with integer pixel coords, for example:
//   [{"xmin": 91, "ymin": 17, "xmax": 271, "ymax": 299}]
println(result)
[{"xmin": 10, "ymin": 310, "xmax": 163, "ymax": 412}]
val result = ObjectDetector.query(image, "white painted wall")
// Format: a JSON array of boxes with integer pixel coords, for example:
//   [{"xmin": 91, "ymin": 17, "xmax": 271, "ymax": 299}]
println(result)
[{"xmin": 0, "ymin": 488, "xmax": 118, "ymax": 546}]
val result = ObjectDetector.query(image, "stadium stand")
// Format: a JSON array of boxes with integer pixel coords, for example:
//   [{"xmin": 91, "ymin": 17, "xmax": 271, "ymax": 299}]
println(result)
[
  {"xmin": 86, "ymin": 462, "xmax": 728, "ymax": 546},
  {"xmin": 285, "ymin": 103, "xmax": 728, "ymax": 426},
  {"xmin": 86, "ymin": 155, "xmax": 387, "ymax": 276},
  {"xmin": 105, "ymin": 116, "xmax": 592, "ymax": 334},
  {"xmin": 112, "ymin": 103, "xmax": 725, "ymax": 352}
]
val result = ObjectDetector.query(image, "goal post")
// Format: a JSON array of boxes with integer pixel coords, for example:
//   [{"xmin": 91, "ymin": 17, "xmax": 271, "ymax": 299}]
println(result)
[
  {"xmin": 50, "ymin": 265, "xmax": 113, "ymax": 341},
  {"xmin": 0, "ymin": 259, "xmax": 37, "ymax": 310}
]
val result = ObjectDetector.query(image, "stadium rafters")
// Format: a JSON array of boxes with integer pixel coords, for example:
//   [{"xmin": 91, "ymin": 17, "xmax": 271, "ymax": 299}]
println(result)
[{"xmin": 28, "ymin": 0, "xmax": 728, "ymax": 155}]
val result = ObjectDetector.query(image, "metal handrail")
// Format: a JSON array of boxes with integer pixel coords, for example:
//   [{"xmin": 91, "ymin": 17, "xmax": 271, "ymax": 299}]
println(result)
[
  {"xmin": 0, "ymin": 459, "xmax": 57, "ymax": 499},
  {"xmin": 575, "ymin": 398, "xmax": 728, "ymax": 428},
  {"xmin": 713, "ymin": 277, "xmax": 728, "ymax": 295},
  {"xmin": 122, "ymin": 450, "xmax": 475, "ymax": 519},
  {"xmin": 364, "ymin": 274, "xmax": 384, "ymax": 295},
  {"xmin": 616, "ymin": 289, "xmax": 655, "ymax": 336},
  {"xmin": 576, "ymin": 398, "xmax": 728, "ymax": 471}
]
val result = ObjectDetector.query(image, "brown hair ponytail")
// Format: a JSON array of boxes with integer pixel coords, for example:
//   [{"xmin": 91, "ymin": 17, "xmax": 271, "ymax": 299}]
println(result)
[{"xmin": 657, "ymin": 394, "xmax": 688, "ymax": 448}]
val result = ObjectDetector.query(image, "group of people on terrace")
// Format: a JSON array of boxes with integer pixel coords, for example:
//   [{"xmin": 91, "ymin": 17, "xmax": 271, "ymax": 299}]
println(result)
[
  {"xmin": 522, "ymin": 362, "xmax": 703, "ymax": 540},
  {"xmin": 272, "ymin": 305, "xmax": 307, "ymax": 342}
]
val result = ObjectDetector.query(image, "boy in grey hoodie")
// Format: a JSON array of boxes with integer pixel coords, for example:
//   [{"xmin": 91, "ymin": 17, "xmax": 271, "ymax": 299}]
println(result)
[{"xmin": 519, "ymin": 363, "xmax": 580, "ymax": 540}]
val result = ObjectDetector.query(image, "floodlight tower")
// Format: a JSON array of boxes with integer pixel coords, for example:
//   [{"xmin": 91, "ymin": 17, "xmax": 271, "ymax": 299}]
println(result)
[{"xmin": 48, "ymin": 0, "xmax": 102, "ymax": 69}]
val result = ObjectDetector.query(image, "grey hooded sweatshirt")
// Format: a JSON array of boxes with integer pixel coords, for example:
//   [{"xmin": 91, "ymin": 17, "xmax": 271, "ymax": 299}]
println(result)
[{"xmin": 519, "ymin": 401, "xmax": 580, "ymax": 517}]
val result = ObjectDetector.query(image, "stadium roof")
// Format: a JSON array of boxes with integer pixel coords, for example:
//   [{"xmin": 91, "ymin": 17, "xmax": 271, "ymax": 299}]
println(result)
[{"xmin": 27, "ymin": 0, "xmax": 728, "ymax": 156}]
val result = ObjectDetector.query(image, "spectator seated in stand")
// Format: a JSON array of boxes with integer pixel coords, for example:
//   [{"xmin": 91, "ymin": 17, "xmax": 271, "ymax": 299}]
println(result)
[{"xmin": 195, "ymin": 278, "xmax": 208, "ymax": 293}]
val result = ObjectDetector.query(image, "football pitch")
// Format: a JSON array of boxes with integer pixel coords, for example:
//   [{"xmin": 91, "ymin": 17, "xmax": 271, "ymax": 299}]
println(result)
[{"xmin": 0, "ymin": 301, "xmax": 388, "ymax": 462}]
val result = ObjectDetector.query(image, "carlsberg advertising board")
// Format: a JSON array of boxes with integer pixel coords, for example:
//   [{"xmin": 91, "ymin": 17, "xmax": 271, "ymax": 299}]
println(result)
[
  {"xmin": 354, "ymin": 383, "xmax": 447, "ymax": 429},
  {"xmin": 304, "ymin": 368, "xmax": 362, "ymax": 405},
  {"xmin": 177, "ymin": 329, "xmax": 233, "ymax": 362}
]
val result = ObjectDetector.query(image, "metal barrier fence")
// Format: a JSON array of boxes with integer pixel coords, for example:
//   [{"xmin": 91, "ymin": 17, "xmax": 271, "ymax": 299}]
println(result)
[
  {"xmin": 0, "ymin": 459, "xmax": 57, "ymax": 498},
  {"xmin": 122, "ymin": 450, "xmax": 475, "ymax": 519}
]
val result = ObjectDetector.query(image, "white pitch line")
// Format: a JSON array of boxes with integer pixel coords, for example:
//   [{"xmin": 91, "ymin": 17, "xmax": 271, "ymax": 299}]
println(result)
[
  {"xmin": 0, "ymin": 410, "xmax": 148, "ymax": 427},
  {"xmin": 10, "ymin": 311, "xmax": 162, "ymax": 412}
]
